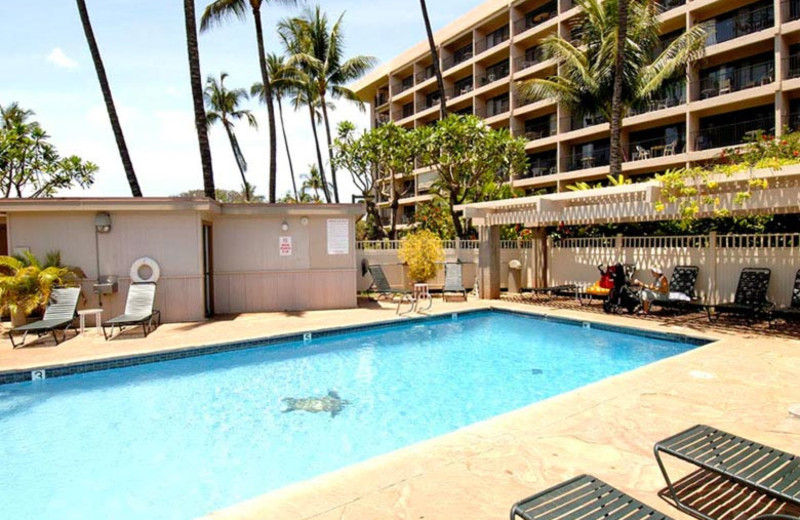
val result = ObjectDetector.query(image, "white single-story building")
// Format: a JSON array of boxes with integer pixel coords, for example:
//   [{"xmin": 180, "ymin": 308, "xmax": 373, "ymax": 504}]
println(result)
[{"xmin": 0, "ymin": 198, "xmax": 363, "ymax": 323}]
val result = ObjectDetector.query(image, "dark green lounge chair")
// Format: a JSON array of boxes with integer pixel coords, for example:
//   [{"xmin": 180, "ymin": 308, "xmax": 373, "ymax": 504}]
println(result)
[
  {"xmin": 8, "ymin": 287, "xmax": 81, "ymax": 348},
  {"xmin": 443, "ymin": 263, "xmax": 467, "ymax": 301},
  {"xmin": 651, "ymin": 266, "xmax": 700, "ymax": 313},
  {"xmin": 710, "ymin": 267, "xmax": 772, "ymax": 322},
  {"xmin": 511, "ymin": 474, "xmax": 673, "ymax": 520},
  {"xmin": 521, "ymin": 284, "xmax": 579, "ymax": 300},
  {"xmin": 366, "ymin": 265, "xmax": 413, "ymax": 313},
  {"xmin": 102, "ymin": 282, "xmax": 161, "ymax": 340},
  {"xmin": 772, "ymin": 269, "xmax": 800, "ymax": 322},
  {"xmin": 655, "ymin": 424, "xmax": 800, "ymax": 520}
]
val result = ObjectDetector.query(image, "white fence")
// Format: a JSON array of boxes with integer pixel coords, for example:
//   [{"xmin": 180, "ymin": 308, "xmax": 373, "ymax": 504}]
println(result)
[
  {"xmin": 356, "ymin": 240, "xmax": 542, "ymax": 292},
  {"xmin": 549, "ymin": 233, "xmax": 800, "ymax": 306}
]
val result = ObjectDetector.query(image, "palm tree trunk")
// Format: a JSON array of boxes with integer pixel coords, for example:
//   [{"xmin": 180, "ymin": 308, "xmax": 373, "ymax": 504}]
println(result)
[
  {"xmin": 252, "ymin": 10, "xmax": 278, "ymax": 203},
  {"xmin": 307, "ymin": 105, "xmax": 332, "ymax": 203},
  {"xmin": 183, "ymin": 0, "xmax": 215, "ymax": 199},
  {"xmin": 76, "ymin": 0, "xmax": 142, "ymax": 197},
  {"xmin": 609, "ymin": 0, "xmax": 630, "ymax": 177},
  {"xmin": 223, "ymin": 124, "xmax": 251, "ymax": 201},
  {"xmin": 319, "ymin": 93, "xmax": 340, "ymax": 203},
  {"xmin": 277, "ymin": 98, "xmax": 298, "ymax": 200},
  {"xmin": 419, "ymin": 0, "xmax": 447, "ymax": 121}
]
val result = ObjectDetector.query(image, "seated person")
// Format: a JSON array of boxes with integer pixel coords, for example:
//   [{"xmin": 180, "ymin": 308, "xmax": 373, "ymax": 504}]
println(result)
[{"xmin": 633, "ymin": 267, "xmax": 669, "ymax": 314}]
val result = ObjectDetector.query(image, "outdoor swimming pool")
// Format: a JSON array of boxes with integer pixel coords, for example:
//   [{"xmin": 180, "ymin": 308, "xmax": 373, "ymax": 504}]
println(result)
[{"xmin": 0, "ymin": 311, "xmax": 706, "ymax": 520}]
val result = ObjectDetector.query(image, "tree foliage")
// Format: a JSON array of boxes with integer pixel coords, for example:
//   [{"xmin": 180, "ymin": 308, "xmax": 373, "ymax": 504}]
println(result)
[
  {"xmin": 0, "ymin": 251, "xmax": 85, "ymax": 318},
  {"xmin": 419, "ymin": 114, "xmax": 527, "ymax": 238},
  {"xmin": 0, "ymin": 103, "xmax": 97, "ymax": 198},
  {"xmin": 176, "ymin": 188, "xmax": 265, "ymax": 202},
  {"xmin": 398, "ymin": 229, "xmax": 444, "ymax": 283}
]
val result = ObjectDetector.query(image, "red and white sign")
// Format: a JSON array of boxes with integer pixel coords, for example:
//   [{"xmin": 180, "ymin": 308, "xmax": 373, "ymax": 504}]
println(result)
[{"xmin": 279, "ymin": 236, "xmax": 292, "ymax": 256}]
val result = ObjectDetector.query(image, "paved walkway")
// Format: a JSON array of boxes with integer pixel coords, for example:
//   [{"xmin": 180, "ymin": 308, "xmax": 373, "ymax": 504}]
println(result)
[{"xmin": 1, "ymin": 298, "xmax": 798, "ymax": 520}]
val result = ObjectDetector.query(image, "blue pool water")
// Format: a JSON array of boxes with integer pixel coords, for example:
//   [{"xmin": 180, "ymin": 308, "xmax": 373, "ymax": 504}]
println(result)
[{"xmin": 0, "ymin": 311, "xmax": 703, "ymax": 520}]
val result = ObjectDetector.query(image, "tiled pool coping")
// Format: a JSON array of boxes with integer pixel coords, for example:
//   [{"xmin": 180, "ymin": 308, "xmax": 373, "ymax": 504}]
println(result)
[{"xmin": 0, "ymin": 307, "xmax": 711, "ymax": 386}]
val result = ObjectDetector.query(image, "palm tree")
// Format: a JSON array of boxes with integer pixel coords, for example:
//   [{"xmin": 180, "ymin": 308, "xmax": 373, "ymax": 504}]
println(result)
[
  {"xmin": 184, "ymin": 0, "xmax": 216, "ymax": 199},
  {"xmin": 277, "ymin": 18, "xmax": 332, "ymax": 203},
  {"xmin": 75, "ymin": 0, "xmax": 142, "ymax": 197},
  {"xmin": 610, "ymin": 0, "xmax": 630, "ymax": 177},
  {"xmin": 419, "ymin": 0, "xmax": 447, "ymax": 121},
  {"xmin": 518, "ymin": 0, "xmax": 705, "ymax": 174},
  {"xmin": 280, "ymin": 6, "xmax": 377, "ymax": 203},
  {"xmin": 299, "ymin": 164, "xmax": 329, "ymax": 202},
  {"xmin": 204, "ymin": 73, "xmax": 257, "ymax": 201},
  {"xmin": 252, "ymin": 54, "xmax": 300, "ymax": 201},
  {"xmin": 201, "ymin": 0, "xmax": 297, "ymax": 204}
]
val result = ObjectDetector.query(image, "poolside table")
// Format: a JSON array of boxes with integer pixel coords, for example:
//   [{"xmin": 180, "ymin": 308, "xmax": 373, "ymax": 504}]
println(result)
[{"xmin": 78, "ymin": 308, "xmax": 103, "ymax": 336}]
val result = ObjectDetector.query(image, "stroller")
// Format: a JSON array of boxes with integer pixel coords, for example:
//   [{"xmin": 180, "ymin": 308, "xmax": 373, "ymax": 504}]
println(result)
[{"xmin": 603, "ymin": 263, "xmax": 640, "ymax": 314}]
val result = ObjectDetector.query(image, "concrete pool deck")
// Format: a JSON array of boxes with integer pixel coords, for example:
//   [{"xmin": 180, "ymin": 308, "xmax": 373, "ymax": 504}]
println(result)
[{"xmin": 1, "ymin": 299, "xmax": 798, "ymax": 520}]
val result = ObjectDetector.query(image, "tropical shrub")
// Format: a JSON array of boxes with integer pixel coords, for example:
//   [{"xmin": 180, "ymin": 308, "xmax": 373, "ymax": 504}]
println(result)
[
  {"xmin": 397, "ymin": 230, "xmax": 444, "ymax": 283},
  {"xmin": 0, "ymin": 251, "xmax": 84, "ymax": 323}
]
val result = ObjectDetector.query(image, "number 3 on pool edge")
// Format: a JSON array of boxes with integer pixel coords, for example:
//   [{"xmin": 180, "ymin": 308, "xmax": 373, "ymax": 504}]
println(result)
[{"xmin": 31, "ymin": 370, "xmax": 46, "ymax": 381}]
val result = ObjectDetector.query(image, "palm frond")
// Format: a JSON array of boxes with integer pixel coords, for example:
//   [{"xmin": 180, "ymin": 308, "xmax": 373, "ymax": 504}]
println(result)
[{"xmin": 199, "ymin": 0, "xmax": 248, "ymax": 31}]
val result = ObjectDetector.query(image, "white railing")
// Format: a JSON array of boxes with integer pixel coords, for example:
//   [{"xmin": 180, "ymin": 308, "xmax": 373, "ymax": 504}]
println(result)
[
  {"xmin": 623, "ymin": 235, "xmax": 709, "ymax": 249},
  {"xmin": 556, "ymin": 237, "xmax": 616, "ymax": 249},
  {"xmin": 716, "ymin": 233, "xmax": 800, "ymax": 249},
  {"xmin": 357, "ymin": 239, "xmax": 488, "ymax": 250}
]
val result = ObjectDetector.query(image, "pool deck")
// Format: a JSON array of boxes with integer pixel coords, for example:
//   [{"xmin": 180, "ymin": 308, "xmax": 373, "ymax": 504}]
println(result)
[{"xmin": 1, "ymin": 298, "xmax": 799, "ymax": 520}]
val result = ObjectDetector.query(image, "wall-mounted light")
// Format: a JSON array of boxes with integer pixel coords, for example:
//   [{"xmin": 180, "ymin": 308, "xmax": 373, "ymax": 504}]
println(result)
[
  {"xmin": 300, "ymin": 216, "xmax": 309, "ymax": 226},
  {"xmin": 281, "ymin": 221, "xmax": 289, "ymax": 232},
  {"xmin": 94, "ymin": 212, "xmax": 112, "ymax": 233}
]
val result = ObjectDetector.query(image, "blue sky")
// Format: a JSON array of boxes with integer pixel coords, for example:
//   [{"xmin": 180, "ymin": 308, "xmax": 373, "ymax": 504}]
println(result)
[{"xmin": 0, "ymin": 0, "xmax": 485, "ymax": 200}]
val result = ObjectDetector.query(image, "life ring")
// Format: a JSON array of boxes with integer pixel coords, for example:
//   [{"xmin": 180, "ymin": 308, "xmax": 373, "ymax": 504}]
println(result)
[{"xmin": 130, "ymin": 257, "xmax": 161, "ymax": 283}]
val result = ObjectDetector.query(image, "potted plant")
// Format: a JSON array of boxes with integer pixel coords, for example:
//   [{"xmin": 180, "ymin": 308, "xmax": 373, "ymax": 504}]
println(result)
[
  {"xmin": 397, "ymin": 229, "xmax": 444, "ymax": 285},
  {"xmin": 0, "ymin": 251, "xmax": 84, "ymax": 327}
]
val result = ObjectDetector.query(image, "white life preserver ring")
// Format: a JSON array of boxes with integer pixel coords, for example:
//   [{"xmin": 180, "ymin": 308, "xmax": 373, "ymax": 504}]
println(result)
[{"xmin": 130, "ymin": 257, "xmax": 161, "ymax": 283}]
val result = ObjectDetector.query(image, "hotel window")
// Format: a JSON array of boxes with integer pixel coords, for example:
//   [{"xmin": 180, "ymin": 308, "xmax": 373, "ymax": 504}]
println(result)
[{"xmin": 487, "ymin": 93, "xmax": 510, "ymax": 117}]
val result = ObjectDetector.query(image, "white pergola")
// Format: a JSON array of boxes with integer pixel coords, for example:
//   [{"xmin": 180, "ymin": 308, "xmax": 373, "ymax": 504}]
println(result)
[{"xmin": 457, "ymin": 165, "xmax": 800, "ymax": 298}]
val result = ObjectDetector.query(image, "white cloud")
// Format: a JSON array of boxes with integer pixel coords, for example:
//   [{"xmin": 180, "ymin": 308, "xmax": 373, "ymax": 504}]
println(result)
[{"xmin": 46, "ymin": 48, "xmax": 78, "ymax": 69}]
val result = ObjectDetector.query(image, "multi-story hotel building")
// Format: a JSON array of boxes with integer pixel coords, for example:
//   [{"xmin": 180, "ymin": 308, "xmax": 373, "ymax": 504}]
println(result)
[{"xmin": 352, "ymin": 0, "xmax": 800, "ymax": 226}]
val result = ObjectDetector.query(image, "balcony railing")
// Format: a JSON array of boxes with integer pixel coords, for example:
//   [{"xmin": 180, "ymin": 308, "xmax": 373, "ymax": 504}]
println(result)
[
  {"xmin": 513, "ymin": 3, "xmax": 558, "ymax": 34},
  {"xmin": 475, "ymin": 32, "xmax": 509, "ymax": 54},
  {"xmin": 442, "ymin": 51, "xmax": 473, "ymax": 71},
  {"xmin": 392, "ymin": 80, "xmax": 413, "ymax": 95},
  {"xmin": 522, "ymin": 157, "xmax": 557, "ymax": 178},
  {"xmin": 628, "ymin": 136, "xmax": 684, "ymax": 161},
  {"xmin": 476, "ymin": 102, "xmax": 510, "ymax": 118},
  {"xmin": 785, "ymin": 0, "xmax": 800, "ymax": 22},
  {"xmin": 787, "ymin": 53, "xmax": 800, "ymax": 79},
  {"xmin": 657, "ymin": 0, "xmax": 685, "ymax": 13},
  {"xmin": 567, "ymin": 146, "xmax": 611, "ymax": 171},
  {"xmin": 567, "ymin": 112, "xmax": 606, "ymax": 131},
  {"xmin": 521, "ymin": 122, "xmax": 553, "ymax": 141},
  {"xmin": 628, "ymin": 94, "xmax": 685, "ymax": 116},
  {"xmin": 790, "ymin": 110, "xmax": 800, "ymax": 131},
  {"xmin": 693, "ymin": 116, "xmax": 775, "ymax": 150},
  {"xmin": 698, "ymin": 60, "xmax": 775, "ymax": 100},
  {"xmin": 477, "ymin": 70, "xmax": 508, "ymax": 87},
  {"xmin": 375, "ymin": 93, "xmax": 389, "ymax": 106},
  {"xmin": 415, "ymin": 68, "xmax": 436, "ymax": 83},
  {"xmin": 705, "ymin": 4, "xmax": 774, "ymax": 46},
  {"xmin": 514, "ymin": 50, "xmax": 547, "ymax": 72},
  {"xmin": 446, "ymin": 84, "xmax": 474, "ymax": 99}
]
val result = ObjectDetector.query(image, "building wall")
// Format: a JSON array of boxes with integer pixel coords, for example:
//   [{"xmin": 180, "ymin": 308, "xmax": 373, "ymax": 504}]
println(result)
[
  {"xmin": 212, "ymin": 214, "xmax": 357, "ymax": 313},
  {"xmin": 355, "ymin": 0, "xmax": 800, "ymax": 219},
  {"xmin": 6, "ymin": 211, "xmax": 205, "ymax": 323}
]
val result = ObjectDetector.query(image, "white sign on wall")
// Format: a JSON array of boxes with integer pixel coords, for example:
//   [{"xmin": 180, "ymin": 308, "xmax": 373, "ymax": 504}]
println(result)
[
  {"xmin": 279, "ymin": 236, "xmax": 292, "ymax": 256},
  {"xmin": 327, "ymin": 219, "xmax": 349, "ymax": 255}
]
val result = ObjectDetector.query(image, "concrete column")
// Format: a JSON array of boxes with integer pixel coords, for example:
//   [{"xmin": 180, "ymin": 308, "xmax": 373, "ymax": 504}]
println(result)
[
  {"xmin": 478, "ymin": 225, "xmax": 501, "ymax": 299},
  {"xmin": 708, "ymin": 231, "xmax": 718, "ymax": 305}
]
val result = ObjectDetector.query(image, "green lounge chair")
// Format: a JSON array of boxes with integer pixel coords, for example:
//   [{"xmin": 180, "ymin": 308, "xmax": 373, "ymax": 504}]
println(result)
[
  {"xmin": 771, "ymin": 269, "xmax": 800, "ymax": 322},
  {"xmin": 521, "ymin": 284, "xmax": 579, "ymax": 300},
  {"xmin": 443, "ymin": 263, "xmax": 467, "ymax": 301},
  {"xmin": 710, "ymin": 267, "xmax": 773, "ymax": 322},
  {"xmin": 511, "ymin": 474, "xmax": 673, "ymax": 520},
  {"xmin": 366, "ymin": 265, "xmax": 414, "ymax": 313},
  {"xmin": 102, "ymin": 282, "xmax": 161, "ymax": 340},
  {"xmin": 8, "ymin": 286, "xmax": 81, "ymax": 348},
  {"xmin": 655, "ymin": 424, "xmax": 800, "ymax": 520}
]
